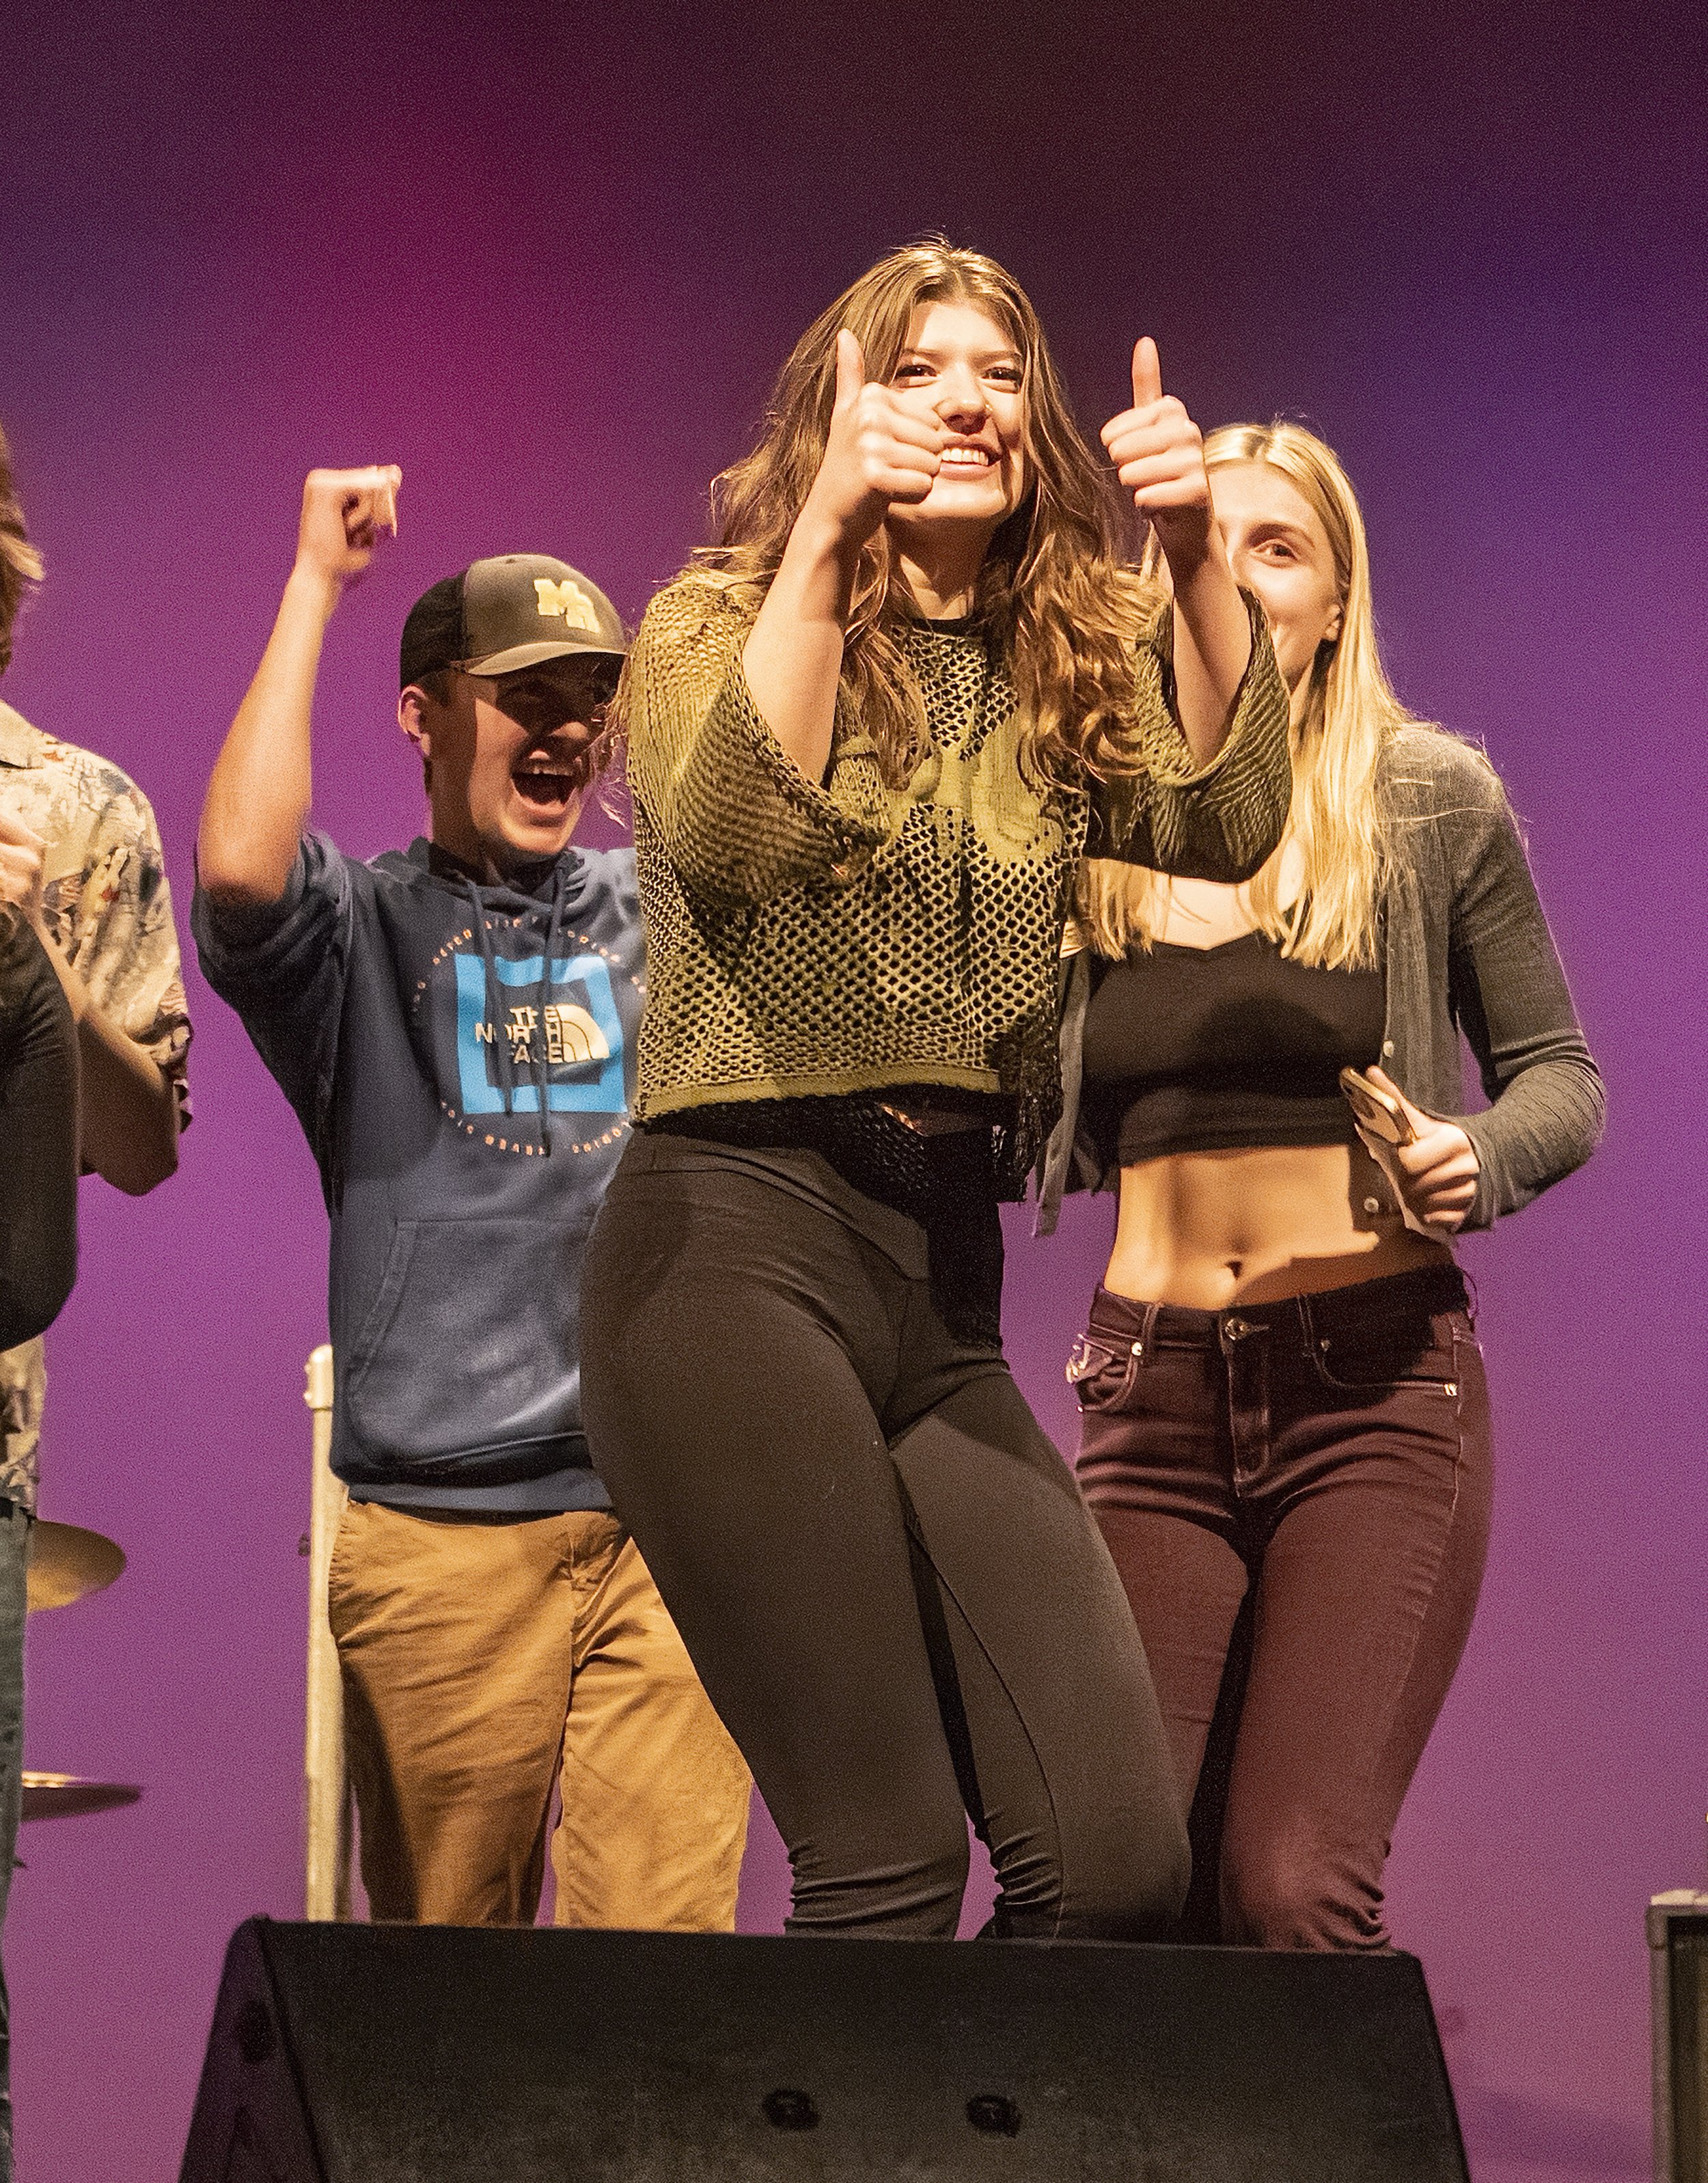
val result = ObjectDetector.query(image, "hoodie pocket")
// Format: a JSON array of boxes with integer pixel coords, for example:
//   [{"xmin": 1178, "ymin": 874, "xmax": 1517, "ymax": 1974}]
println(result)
[{"xmin": 342, "ymin": 1215, "xmax": 592, "ymax": 1479}]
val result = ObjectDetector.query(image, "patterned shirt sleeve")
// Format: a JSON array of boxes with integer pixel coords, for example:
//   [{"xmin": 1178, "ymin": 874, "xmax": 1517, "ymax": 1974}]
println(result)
[
  {"xmin": 626, "ymin": 580, "xmax": 890, "ymax": 907},
  {"xmin": 40, "ymin": 765, "xmax": 192, "ymax": 1121},
  {"xmin": 0, "ymin": 715, "xmax": 191, "ymax": 1513},
  {"xmin": 1085, "ymin": 591, "xmax": 1294, "ymax": 883}
]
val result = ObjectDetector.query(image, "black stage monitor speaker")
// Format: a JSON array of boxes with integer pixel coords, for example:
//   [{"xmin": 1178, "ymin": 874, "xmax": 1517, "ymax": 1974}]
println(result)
[
  {"xmin": 181, "ymin": 1917, "xmax": 1468, "ymax": 2182},
  {"xmin": 1651, "ymin": 1889, "xmax": 1708, "ymax": 2180}
]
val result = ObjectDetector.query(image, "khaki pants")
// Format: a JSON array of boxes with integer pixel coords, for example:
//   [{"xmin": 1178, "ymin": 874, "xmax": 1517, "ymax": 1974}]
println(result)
[{"xmin": 327, "ymin": 1500, "xmax": 750, "ymax": 1929}]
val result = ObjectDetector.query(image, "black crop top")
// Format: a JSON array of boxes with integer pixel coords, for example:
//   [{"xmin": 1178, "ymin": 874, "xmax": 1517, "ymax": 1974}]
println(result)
[{"xmin": 1080, "ymin": 930, "xmax": 1385, "ymax": 1168}]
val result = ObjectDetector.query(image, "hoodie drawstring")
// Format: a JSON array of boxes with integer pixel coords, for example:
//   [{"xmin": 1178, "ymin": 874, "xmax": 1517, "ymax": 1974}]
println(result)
[
  {"xmin": 465, "ymin": 864, "xmax": 572, "ymax": 1158},
  {"xmin": 465, "ymin": 879, "xmax": 519, "ymax": 1116},
  {"xmin": 536, "ymin": 867, "xmax": 568, "ymax": 1158}
]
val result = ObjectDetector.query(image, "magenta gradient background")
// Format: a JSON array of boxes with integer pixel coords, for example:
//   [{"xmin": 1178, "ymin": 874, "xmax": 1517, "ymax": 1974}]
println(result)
[{"xmin": 1, "ymin": 4, "xmax": 1705, "ymax": 2177}]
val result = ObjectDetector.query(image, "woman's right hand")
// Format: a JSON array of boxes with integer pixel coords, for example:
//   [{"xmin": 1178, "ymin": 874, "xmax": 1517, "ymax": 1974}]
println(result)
[
  {"xmin": 801, "ymin": 331, "xmax": 946, "ymax": 558},
  {"xmin": 743, "ymin": 335, "xmax": 941, "ymax": 781}
]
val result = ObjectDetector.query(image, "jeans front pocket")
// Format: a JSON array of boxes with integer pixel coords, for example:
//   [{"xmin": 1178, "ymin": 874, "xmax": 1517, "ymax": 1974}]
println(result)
[
  {"xmin": 1067, "ymin": 1328, "xmax": 1143, "ymax": 1412},
  {"xmin": 1306, "ymin": 1303, "xmax": 1463, "ymax": 1398}
]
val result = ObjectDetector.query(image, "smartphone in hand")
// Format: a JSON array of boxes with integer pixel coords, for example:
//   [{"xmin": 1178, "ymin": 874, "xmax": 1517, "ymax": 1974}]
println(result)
[{"xmin": 1339, "ymin": 1065, "xmax": 1418, "ymax": 1147}]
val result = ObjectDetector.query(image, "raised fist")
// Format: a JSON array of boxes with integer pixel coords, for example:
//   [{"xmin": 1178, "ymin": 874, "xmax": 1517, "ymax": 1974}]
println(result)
[{"xmin": 293, "ymin": 465, "xmax": 402, "ymax": 588}]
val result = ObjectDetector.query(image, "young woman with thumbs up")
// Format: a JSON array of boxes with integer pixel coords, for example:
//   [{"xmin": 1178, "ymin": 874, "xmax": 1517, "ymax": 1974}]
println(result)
[
  {"xmin": 1041, "ymin": 420, "xmax": 1603, "ymax": 1949},
  {"xmin": 580, "ymin": 241, "xmax": 1292, "ymax": 1940}
]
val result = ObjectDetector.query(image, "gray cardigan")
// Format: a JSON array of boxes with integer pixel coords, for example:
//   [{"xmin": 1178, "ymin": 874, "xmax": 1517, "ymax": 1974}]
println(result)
[{"xmin": 1036, "ymin": 726, "xmax": 1606, "ymax": 1235}]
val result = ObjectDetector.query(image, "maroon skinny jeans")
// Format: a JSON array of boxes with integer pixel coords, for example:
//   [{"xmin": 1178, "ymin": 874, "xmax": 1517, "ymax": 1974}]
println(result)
[{"xmin": 1073, "ymin": 1262, "xmax": 1491, "ymax": 1951}]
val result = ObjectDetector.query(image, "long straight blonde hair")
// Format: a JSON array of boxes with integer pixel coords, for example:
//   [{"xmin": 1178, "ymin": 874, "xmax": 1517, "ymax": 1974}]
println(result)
[
  {"xmin": 1079, "ymin": 420, "xmax": 1426, "ymax": 968},
  {"xmin": 680, "ymin": 241, "xmax": 1161, "ymax": 792}
]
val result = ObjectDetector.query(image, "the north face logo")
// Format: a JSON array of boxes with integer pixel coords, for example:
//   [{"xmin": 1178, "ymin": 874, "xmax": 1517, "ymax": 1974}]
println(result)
[{"xmin": 534, "ymin": 577, "xmax": 599, "ymax": 629}]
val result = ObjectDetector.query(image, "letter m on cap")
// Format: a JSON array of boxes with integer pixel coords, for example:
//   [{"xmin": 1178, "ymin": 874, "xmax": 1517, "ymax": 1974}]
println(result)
[{"xmin": 534, "ymin": 577, "xmax": 598, "ymax": 629}]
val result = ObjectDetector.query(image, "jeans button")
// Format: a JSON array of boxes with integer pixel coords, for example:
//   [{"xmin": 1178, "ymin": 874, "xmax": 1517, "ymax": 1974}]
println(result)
[{"xmin": 1224, "ymin": 1315, "xmax": 1249, "ymax": 1340}]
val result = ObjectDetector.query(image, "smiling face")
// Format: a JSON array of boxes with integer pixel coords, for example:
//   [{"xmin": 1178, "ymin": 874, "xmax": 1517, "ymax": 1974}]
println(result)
[
  {"xmin": 399, "ymin": 653, "xmax": 620, "ymax": 875},
  {"xmin": 883, "ymin": 300, "xmax": 1028, "ymax": 551},
  {"xmin": 1209, "ymin": 459, "xmax": 1345, "ymax": 716}
]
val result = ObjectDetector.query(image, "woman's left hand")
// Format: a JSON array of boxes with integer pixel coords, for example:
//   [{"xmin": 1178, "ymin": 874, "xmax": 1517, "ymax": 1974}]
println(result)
[
  {"xmin": 1357, "ymin": 1067, "xmax": 1480, "ymax": 1235},
  {"xmin": 1100, "ymin": 339, "xmax": 1213, "ymax": 564},
  {"xmin": 1103, "ymin": 339, "xmax": 1250, "ymax": 765}
]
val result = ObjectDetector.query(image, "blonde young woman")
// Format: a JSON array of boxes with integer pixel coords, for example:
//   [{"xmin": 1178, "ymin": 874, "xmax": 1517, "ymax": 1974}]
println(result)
[
  {"xmin": 1043, "ymin": 421, "xmax": 1604, "ymax": 1950},
  {"xmin": 579, "ymin": 244, "xmax": 1292, "ymax": 1939}
]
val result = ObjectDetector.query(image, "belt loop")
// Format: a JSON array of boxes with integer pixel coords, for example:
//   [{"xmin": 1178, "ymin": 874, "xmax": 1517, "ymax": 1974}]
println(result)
[
  {"xmin": 1297, "ymin": 1291, "xmax": 1321, "ymax": 1358},
  {"xmin": 1139, "ymin": 1300, "xmax": 1161, "ymax": 1358}
]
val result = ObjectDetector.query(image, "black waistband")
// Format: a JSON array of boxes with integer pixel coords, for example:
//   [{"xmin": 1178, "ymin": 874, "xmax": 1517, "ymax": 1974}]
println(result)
[
  {"xmin": 1087, "ymin": 1261, "xmax": 1470, "ymax": 1348},
  {"xmin": 641, "ymin": 1093, "xmax": 999, "ymax": 1239},
  {"xmin": 622, "ymin": 1109, "xmax": 1006, "ymax": 1348}
]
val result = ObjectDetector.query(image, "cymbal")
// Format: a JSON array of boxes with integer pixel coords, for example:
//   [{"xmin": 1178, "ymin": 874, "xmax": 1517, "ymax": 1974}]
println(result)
[
  {"xmin": 26, "ymin": 1521, "xmax": 125, "ymax": 1612},
  {"xmin": 20, "ymin": 1773, "xmax": 141, "ymax": 1822}
]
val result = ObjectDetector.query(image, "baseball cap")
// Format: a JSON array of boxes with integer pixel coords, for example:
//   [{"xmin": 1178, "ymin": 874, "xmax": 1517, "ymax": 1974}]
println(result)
[{"xmin": 400, "ymin": 555, "xmax": 626, "ymax": 688}]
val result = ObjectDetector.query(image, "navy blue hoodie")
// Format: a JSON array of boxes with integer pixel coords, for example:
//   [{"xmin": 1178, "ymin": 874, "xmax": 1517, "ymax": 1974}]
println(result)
[{"xmin": 194, "ymin": 832, "xmax": 643, "ymax": 1513}]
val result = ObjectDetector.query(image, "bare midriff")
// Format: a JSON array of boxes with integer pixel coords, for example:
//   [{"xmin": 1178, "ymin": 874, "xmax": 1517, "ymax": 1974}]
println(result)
[{"xmin": 1105, "ymin": 1140, "xmax": 1454, "ymax": 1310}]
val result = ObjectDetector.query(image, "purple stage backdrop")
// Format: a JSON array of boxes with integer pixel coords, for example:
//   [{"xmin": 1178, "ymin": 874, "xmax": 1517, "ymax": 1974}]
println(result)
[{"xmin": 1, "ymin": 4, "xmax": 1704, "ymax": 2177}]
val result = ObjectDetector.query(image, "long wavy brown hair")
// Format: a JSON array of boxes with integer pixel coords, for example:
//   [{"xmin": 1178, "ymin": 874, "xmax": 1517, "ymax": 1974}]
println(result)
[
  {"xmin": 0, "ymin": 422, "xmax": 44, "ymax": 680},
  {"xmin": 683, "ymin": 241, "xmax": 1161, "ymax": 790}
]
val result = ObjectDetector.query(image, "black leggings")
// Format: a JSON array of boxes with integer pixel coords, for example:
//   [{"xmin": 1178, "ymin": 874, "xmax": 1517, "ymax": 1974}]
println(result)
[{"xmin": 579, "ymin": 1129, "xmax": 1187, "ymax": 1939}]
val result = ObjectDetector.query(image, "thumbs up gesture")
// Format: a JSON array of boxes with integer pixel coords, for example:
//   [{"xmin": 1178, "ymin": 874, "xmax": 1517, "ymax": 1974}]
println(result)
[
  {"xmin": 804, "ymin": 331, "xmax": 948, "ymax": 553},
  {"xmin": 1100, "ymin": 340, "xmax": 1213, "ymax": 560}
]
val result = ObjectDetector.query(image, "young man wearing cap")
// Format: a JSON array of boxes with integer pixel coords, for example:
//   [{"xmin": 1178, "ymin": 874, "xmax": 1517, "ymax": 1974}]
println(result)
[{"xmin": 194, "ymin": 466, "xmax": 749, "ymax": 1929}]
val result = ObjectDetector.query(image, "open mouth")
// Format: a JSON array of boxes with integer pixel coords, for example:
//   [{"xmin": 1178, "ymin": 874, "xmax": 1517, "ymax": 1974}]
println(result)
[{"xmin": 511, "ymin": 757, "xmax": 586, "ymax": 812}]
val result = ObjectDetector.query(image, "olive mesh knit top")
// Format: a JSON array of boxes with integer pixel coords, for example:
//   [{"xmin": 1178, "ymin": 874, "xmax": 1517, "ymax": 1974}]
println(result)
[{"xmin": 622, "ymin": 576, "xmax": 1290, "ymax": 1164}]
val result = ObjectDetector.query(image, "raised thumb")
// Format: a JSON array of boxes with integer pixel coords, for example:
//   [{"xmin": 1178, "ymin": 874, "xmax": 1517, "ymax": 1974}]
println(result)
[{"xmin": 1130, "ymin": 335, "xmax": 1163, "ymax": 409}]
